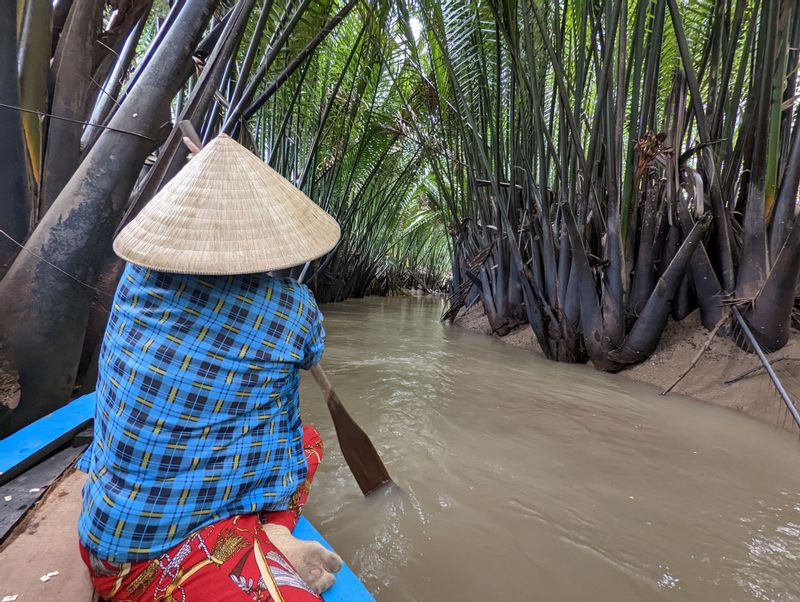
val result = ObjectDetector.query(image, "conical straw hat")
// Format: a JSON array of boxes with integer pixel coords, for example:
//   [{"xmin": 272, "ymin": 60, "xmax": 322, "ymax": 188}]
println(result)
[{"xmin": 113, "ymin": 134, "xmax": 341, "ymax": 275}]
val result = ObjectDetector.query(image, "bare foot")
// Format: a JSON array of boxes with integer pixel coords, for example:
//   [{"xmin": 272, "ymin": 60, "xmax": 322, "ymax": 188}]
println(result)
[{"xmin": 262, "ymin": 523, "xmax": 343, "ymax": 594}]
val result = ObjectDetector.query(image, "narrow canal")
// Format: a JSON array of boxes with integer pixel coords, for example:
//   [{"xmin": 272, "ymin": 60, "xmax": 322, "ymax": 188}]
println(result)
[{"xmin": 298, "ymin": 297, "xmax": 800, "ymax": 601}]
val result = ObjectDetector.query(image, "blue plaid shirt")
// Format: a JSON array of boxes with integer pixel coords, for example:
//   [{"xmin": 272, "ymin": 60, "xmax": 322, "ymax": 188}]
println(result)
[{"xmin": 77, "ymin": 264, "xmax": 325, "ymax": 562}]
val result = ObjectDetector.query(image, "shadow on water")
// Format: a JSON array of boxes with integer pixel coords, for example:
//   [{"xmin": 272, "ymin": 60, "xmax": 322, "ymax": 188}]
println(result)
[{"xmin": 299, "ymin": 297, "xmax": 800, "ymax": 602}]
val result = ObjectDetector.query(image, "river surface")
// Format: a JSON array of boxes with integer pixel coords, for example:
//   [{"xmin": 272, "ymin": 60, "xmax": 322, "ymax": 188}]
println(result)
[{"xmin": 297, "ymin": 297, "xmax": 800, "ymax": 601}]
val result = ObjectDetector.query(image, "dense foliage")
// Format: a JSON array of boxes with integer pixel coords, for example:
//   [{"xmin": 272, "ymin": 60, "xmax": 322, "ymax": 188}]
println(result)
[
  {"xmin": 0, "ymin": 0, "xmax": 798, "ymax": 434},
  {"xmin": 403, "ymin": 0, "xmax": 800, "ymax": 372}
]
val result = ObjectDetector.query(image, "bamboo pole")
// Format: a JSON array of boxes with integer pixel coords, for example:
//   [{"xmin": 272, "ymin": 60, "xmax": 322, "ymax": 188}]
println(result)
[{"xmin": 732, "ymin": 306, "xmax": 800, "ymax": 428}]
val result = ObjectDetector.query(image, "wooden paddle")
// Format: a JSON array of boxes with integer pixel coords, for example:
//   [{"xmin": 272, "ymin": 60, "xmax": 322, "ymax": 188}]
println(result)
[
  {"xmin": 309, "ymin": 364, "xmax": 392, "ymax": 495},
  {"xmin": 177, "ymin": 125, "xmax": 392, "ymax": 496},
  {"xmin": 296, "ymin": 264, "xmax": 392, "ymax": 495}
]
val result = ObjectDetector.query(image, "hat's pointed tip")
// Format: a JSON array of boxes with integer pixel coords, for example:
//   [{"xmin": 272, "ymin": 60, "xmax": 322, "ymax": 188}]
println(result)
[
  {"xmin": 113, "ymin": 130, "xmax": 341, "ymax": 275},
  {"xmin": 203, "ymin": 133, "xmax": 232, "ymax": 148}
]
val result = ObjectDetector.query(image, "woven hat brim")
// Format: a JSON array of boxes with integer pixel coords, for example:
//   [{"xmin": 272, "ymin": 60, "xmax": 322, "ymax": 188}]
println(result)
[
  {"xmin": 113, "ymin": 218, "xmax": 341, "ymax": 275},
  {"xmin": 113, "ymin": 135, "xmax": 341, "ymax": 275}
]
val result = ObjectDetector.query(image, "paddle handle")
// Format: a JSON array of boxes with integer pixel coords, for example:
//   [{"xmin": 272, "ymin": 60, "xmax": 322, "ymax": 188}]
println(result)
[{"xmin": 309, "ymin": 364, "xmax": 332, "ymax": 398}]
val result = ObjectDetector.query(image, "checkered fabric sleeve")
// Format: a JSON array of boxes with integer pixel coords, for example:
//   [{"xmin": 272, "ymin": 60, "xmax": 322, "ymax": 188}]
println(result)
[{"xmin": 299, "ymin": 293, "xmax": 325, "ymax": 369}]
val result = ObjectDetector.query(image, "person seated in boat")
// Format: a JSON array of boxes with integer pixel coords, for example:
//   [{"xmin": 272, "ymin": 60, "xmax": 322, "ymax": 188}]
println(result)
[{"xmin": 77, "ymin": 135, "xmax": 343, "ymax": 601}]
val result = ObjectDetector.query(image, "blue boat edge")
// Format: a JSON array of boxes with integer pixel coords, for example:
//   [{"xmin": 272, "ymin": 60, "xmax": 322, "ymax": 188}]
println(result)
[{"xmin": 0, "ymin": 392, "xmax": 375, "ymax": 601}]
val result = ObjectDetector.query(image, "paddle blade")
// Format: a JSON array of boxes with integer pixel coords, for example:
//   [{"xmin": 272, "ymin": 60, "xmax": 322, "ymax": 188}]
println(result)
[
  {"xmin": 309, "ymin": 364, "xmax": 391, "ymax": 495},
  {"xmin": 326, "ymin": 389, "xmax": 392, "ymax": 496}
]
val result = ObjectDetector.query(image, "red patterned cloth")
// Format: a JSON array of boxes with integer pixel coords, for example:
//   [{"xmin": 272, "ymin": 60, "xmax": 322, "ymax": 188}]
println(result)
[{"xmin": 80, "ymin": 425, "xmax": 326, "ymax": 602}]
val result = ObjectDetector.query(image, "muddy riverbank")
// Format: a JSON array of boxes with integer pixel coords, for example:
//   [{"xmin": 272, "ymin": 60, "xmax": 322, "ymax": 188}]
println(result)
[{"xmin": 455, "ymin": 302, "xmax": 800, "ymax": 430}]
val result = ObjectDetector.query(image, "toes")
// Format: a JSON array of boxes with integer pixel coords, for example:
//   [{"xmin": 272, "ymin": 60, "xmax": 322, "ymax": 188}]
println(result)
[
  {"xmin": 322, "ymin": 550, "xmax": 343, "ymax": 573},
  {"xmin": 310, "ymin": 570, "xmax": 336, "ymax": 595},
  {"xmin": 306, "ymin": 542, "xmax": 342, "ymax": 574}
]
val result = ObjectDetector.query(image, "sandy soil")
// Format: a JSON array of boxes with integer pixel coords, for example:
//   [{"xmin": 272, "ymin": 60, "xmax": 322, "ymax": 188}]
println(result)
[{"xmin": 455, "ymin": 302, "xmax": 800, "ymax": 431}]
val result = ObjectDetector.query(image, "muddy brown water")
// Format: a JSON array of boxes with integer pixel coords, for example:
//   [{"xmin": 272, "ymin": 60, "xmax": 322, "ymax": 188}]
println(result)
[{"xmin": 298, "ymin": 297, "xmax": 800, "ymax": 601}]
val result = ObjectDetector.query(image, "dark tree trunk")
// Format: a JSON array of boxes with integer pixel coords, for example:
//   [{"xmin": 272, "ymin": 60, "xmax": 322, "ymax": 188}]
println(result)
[
  {"xmin": 39, "ymin": 0, "xmax": 104, "ymax": 217},
  {"xmin": 670, "ymin": 271, "xmax": 694, "ymax": 321},
  {"xmin": 741, "ymin": 220, "xmax": 800, "ymax": 352},
  {"xmin": 677, "ymin": 175, "xmax": 723, "ymax": 329},
  {"xmin": 613, "ymin": 215, "xmax": 712, "ymax": 366},
  {"xmin": 628, "ymin": 183, "xmax": 658, "ymax": 315},
  {"xmin": 83, "ymin": 9, "xmax": 151, "ymax": 145},
  {"xmin": 0, "ymin": 6, "xmax": 34, "ymax": 278},
  {"xmin": 51, "ymin": 0, "xmax": 76, "ymax": 55},
  {"xmin": 90, "ymin": 0, "xmax": 155, "ymax": 91}
]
